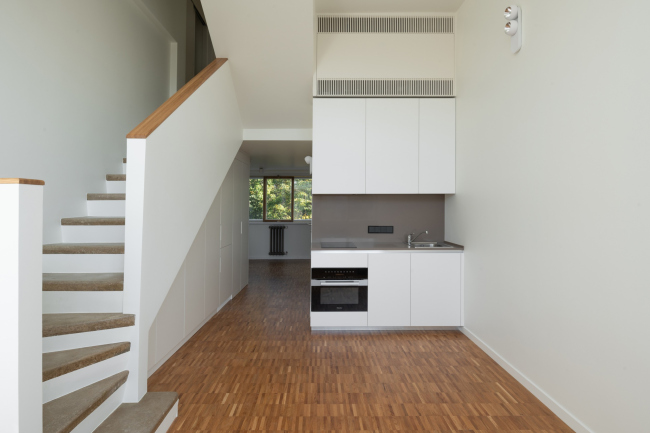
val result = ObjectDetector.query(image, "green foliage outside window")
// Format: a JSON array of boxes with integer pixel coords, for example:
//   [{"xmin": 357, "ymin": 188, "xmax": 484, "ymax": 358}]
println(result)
[
  {"xmin": 265, "ymin": 178, "xmax": 293, "ymax": 221},
  {"xmin": 249, "ymin": 178, "xmax": 312, "ymax": 221},
  {"xmin": 294, "ymin": 179, "xmax": 312, "ymax": 220},
  {"xmin": 249, "ymin": 179, "xmax": 264, "ymax": 219}
]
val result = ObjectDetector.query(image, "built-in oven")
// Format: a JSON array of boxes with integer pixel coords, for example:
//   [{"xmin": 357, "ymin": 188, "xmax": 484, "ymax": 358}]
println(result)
[{"xmin": 311, "ymin": 268, "xmax": 368, "ymax": 312}]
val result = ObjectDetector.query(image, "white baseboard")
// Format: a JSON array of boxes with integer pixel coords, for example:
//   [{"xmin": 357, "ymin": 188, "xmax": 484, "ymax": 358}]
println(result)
[
  {"xmin": 461, "ymin": 327, "xmax": 593, "ymax": 433},
  {"xmin": 249, "ymin": 256, "xmax": 310, "ymax": 260}
]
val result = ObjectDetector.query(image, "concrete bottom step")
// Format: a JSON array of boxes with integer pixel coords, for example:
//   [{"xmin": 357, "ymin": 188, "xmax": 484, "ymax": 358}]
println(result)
[
  {"xmin": 95, "ymin": 392, "xmax": 179, "ymax": 433},
  {"xmin": 43, "ymin": 371, "xmax": 128, "ymax": 433}
]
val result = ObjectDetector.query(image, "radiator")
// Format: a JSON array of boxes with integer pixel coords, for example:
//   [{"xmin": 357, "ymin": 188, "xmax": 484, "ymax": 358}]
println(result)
[{"xmin": 269, "ymin": 225, "xmax": 288, "ymax": 256}]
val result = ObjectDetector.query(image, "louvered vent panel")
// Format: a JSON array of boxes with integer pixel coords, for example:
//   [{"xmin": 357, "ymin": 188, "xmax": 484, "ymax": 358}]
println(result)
[
  {"xmin": 318, "ymin": 16, "xmax": 454, "ymax": 34},
  {"xmin": 317, "ymin": 79, "xmax": 455, "ymax": 97}
]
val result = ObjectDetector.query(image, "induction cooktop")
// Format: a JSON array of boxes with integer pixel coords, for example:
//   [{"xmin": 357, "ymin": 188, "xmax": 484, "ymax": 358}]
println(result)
[{"xmin": 320, "ymin": 242, "xmax": 357, "ymax": 249}]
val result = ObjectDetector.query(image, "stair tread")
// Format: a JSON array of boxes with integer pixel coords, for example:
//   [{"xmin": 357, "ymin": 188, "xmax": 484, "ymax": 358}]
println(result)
[
  {"xmin": 43, "ymin": 243, "xmax": 124, "ymax": 254},
  {"xmin": 123, "ymin": 158, "xmax": 127, "ymax": 163},
  {"xmin": 95, "ymin": 392, "xmax": 179, "ymax": 433},
  {"xmin": 87, "ymin": 193, "xmax": 125, "ymax": 200},
  {"xmin": 43, "ymin": 273, "xmax": 124, "ymax": 292},
  {"xmin": 106, "ymin": 174, "xmax": 126, "ymax": 181},
  {"xmin": 43, "ymin": 371, "xmax": 129, "ymax": 433},
  {"xmin": 61, "ymin": 217, "xmax": 125, "ymax": 226},
  {"xmin": 43, "ymin": 313, "xmax": 135, "ymax": 337},
  {"xmin": 43, "ymin": 342, "xmax": 131, "ymax": 382}
]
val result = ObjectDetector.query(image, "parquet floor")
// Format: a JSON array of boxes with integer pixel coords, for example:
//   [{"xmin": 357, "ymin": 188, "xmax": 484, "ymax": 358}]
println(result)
[{"xmin": 149, "ymin": 260, "xmax": 573, "ymax": 432}]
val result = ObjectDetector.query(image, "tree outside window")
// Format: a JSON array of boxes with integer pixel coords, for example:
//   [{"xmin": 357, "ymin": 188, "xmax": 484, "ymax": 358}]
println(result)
[{"xmin": 249, "ymin": 177, "xmax": 312, "ymax": 221}]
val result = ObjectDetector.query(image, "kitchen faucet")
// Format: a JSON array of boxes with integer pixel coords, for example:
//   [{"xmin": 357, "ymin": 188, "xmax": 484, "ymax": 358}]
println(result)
[{"xmin": 407, "ymin": 230, "xmax": 428, "ymax": 247}]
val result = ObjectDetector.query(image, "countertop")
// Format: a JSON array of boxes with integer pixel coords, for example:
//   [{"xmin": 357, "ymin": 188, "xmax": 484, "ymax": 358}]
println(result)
[{"xmin": 311, "ymin": 241, "xmax": 464, "ymax": 253}]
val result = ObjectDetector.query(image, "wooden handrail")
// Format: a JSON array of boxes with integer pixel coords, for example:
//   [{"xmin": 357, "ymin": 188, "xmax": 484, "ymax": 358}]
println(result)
[
  {"xmin": 0, "ymin": 178, "xmax": 45, "ymax": 185},
  {"xmin": 127, "ymin": 58, "xmax": 228, "ymax": 139}
]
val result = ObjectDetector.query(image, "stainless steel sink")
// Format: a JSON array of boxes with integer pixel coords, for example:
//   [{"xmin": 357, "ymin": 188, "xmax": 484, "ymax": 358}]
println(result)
[{"xmin": 411, "ymin": 242, "xmax": 454, "ymax": 249}]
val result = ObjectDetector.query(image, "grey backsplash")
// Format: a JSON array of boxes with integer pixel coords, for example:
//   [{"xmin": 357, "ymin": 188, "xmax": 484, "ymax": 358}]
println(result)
[{"xmin": 312, "ymin": 195, "xmax": 445, "ymax": 244}]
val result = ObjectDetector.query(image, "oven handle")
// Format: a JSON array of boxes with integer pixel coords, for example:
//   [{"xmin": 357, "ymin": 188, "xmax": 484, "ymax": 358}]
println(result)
[{"xmin": 315, "ymin": 280, "xmax": 368, "ymax": 286}]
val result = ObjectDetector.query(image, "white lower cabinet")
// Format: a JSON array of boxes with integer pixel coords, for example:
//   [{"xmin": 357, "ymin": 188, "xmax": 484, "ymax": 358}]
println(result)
[
  {"xmin": 411, "ymin": 253, "xmax": 462, "ymax": 326},
  {"xmin": 311, "ymin": 312, "xmax": 368, "ymax": 327},
  {"xmin": 368, "ymin": 253, "xmax": 411, "ymax": 326}
]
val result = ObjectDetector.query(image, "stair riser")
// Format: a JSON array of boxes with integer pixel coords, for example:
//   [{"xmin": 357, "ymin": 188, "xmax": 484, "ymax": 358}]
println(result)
[
  {"xmin": 87, "ymin": 201, "xmax": 125, "ymax": 217},
  {"xmin": 106, "ymin": 181, "xmax": 126, "ymax": 194},
  {"xmin": 123, "ymin": 162, "xmax": 127, "ymax": 175},
  {"xmin": 44, "ymin": 327, "xmax": 133, "ymax": 353},
  {"xmin": 43, "ymin": 292, "xmax": 123, "ymax": 314},
  {"xmin": 62, "ymin": 226, "xmax": 125, "ymax": 243},
  {"xmin": 43, "ymin": 254, "xmax": 124, "ymax": 273},
  {"xmin": 68, "ymin": 383, "xmax": 126, "ymax": 433},
  {"xmin": 43, "ymin": 353, "xmax": 129, "ymax": 403},
  {"xmin": 155, "ymin": 400, "xmax": 179, "ymax": 433}
]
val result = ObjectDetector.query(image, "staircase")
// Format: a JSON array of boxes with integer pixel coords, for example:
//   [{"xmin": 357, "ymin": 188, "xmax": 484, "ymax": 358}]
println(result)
[{"xmin": 42, "ymin": 157, "xmax": 178, "ymax": 433}]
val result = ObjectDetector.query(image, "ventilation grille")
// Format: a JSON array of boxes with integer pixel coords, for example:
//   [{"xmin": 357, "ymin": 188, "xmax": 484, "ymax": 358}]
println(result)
[
  {"xmin": 318, "ymin": 16, "xmax": 454, "ymax": 34},
  {"xmin": 317, "ymin": 79, "xmax": 454, "ymax": 97}
]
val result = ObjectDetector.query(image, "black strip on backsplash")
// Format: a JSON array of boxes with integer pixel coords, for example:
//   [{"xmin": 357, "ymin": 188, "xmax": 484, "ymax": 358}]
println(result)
[{"xmin": 368, "ymin": 226, "xmax": 394, "ymax": 234}]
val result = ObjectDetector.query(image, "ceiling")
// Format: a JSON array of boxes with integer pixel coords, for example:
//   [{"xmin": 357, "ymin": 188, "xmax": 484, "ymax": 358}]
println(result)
[
  {"xmin": 201, "ymin": 0, "xmax": 314, "ymax": 129},
  {"xmin": 315, "ymin": 0, "xmax": 466, "ymax": 14},
  {"xmin": 240, "ymin": 141, "xmax": 312, "ymax": 173}
]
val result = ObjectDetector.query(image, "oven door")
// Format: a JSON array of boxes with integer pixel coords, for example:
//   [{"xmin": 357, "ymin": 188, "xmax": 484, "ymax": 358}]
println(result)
[{"xmin": 311, "ymin": 280, "xmax": 368, "ymax": 312}]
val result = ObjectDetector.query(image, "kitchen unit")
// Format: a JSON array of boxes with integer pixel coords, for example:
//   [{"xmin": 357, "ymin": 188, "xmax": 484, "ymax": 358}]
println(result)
[
  {"xmin": 310, "ymin": 244, "xmax": 464, "ymax": 329},
  {"xmin": 311, "ymin": 14, "xmax": 460, "ymax": 330}
]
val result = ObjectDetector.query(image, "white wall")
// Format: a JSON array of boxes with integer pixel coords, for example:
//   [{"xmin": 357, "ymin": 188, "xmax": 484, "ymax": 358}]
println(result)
[
  {"xmin": 249, "ymin": 222, "xmax": 312, "ymax": 260},
  {"xmin": 123, "ymin": 61, "xmax": 243, "ymax": 401},
  {"xmin": 147, "ymin": 153, "xmax": 250, "ymax": 376},
  {"xmin": 447, "ymin": 1, "xmax": 650, "ymax": 432},
  {"xmin": 137, "ymin": 0, "xmax": 188, "ymax": 90},
  {"xmin": 202, "ymin": 0, "xmax": 314, "ymax": 128},
  {"xmin": 0, "ymin": 0, "xmax": 177, "ymax": 244}
]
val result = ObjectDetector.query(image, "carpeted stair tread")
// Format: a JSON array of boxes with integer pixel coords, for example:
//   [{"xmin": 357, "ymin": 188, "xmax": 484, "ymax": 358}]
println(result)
[
  {"xmin": 43, "ymin": 371, "xmax": 129, "ymax": 433},
  {"xmin": 43, "ymin": 273, "xmax": 124, "ymax": 292},
  {"xmin": 43, "ymin": 243, "xmax": 124, "ymax": 254},
  {"xmin": 87, "ymin": 193, "xmax": 125, "ymax": 200},
  {"xmin": 106, "ymin": 174, "xmax": 126, "ymax": 181},
  {"xmin": 43, "ymin": 342, "xmax": 131, "ymax": 382},
  {"xmin": 61, "ymin": 217, "xmax": 125, "ymax": 226},
  {"xmin": 94, "ymin": 392, "xmax": 179, "ymax": 433},
  {"xmin": 43, "ymin": 313, "xmax": 135, "ymax": 337}
]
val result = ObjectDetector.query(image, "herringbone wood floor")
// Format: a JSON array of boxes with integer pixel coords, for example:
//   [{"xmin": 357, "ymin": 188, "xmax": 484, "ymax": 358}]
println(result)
[{"xmin": 148, "ymin": 260, "xmax": 573, "ymax": 432}]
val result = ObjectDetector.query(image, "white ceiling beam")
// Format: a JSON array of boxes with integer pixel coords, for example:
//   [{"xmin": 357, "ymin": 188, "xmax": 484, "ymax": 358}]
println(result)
[{"xmin": 243, "ymin": 129, "xmax": 313, "ymax": 141}]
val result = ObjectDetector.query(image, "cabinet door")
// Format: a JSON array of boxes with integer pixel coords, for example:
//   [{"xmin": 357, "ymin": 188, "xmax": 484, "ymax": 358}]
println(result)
[
  {"xmin": 312, "ymin": 98, "xmax": 366, "ymax": 194},
  {"xmin": 242, "ymin": 164, "xmax": 250, "ymax": 288},
  {"xmin": 232, "ymin": 160, "xmax": 245, "ymax": 295},
  {"xmin": 366, "ymin": 99, "xmax": 419, "ymax": 194},
  {"xmin": 411, "ymin": 253, "xmax": 461, "ymax": 326},
  {"xmin": 220, "ymin": 166, "xmax": 234, "ymax": 248},
  {"xmin": 219, "ymin": 244, "xmax": 233, "ymax": 306},
  {"xmin": 368, "ymin": 254, "xmax": 410, "ymax": 326},
  {"xmin": 419, "ymin": 99, "xmax": 456, "ymax": 194}
]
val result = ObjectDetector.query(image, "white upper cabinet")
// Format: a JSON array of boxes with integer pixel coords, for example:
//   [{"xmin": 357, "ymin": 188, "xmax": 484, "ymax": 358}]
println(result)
[
  {"xmin": 411, "ymin": 253, "xmax": 461, "ymax": 326},
  {"xmin": 419, "ymin": 99, "xmax": 456, "ymax": 194},
  {"xmin": 312, "ymin": 98, "xmax": 455, "ymax": 195},
  {"xmin": 366, "ymin": 99, "xmax": 420, "ymax": 194},
  {"xmin": 312, "ymin": 98, "xmax": 366, "ymax": 194}
]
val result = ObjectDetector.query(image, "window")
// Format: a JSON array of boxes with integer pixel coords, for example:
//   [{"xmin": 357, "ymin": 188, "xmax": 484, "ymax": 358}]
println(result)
[{"xmin": 249, "ymin": 177, "xmax": 312, "ymax": 221}]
